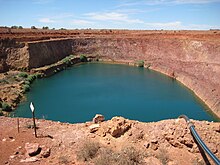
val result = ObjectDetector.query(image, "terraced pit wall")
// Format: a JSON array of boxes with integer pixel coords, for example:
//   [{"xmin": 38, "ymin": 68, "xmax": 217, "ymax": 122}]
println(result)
[{"xmin": 0, "ymin": 35, "xmax": 220, "ymax": 118}]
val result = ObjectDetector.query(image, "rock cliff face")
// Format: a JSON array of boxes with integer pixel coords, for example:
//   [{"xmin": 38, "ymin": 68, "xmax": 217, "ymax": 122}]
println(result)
[
  {"xmin": 0, "ymin": 39, "xmax": 29, "ymax": 72},
  {"xmin": 28, "ymin": 39, "xmax": 73, "ymax": 68},
  {"xmin": 0, "ymin": 30, "xmax": 220, "ymax": 118}
]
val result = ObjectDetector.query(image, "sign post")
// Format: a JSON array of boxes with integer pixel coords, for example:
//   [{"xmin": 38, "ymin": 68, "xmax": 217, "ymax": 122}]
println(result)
[
  {"xmin": 30, "ymin": 102, "xmax": 37, "ymax": 138},
  {"xmin": 17, "ymin": 118, "xmax": 19, "ymax": 133}
]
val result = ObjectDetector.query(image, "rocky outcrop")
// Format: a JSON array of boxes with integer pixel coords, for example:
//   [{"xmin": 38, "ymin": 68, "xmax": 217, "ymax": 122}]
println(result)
[
  {"xmin": 28, "ymin": 39, "xmax": 73, "ymax": 69},
  {"xmin": 0, "ymin": 38, "xmax": 29, "ymax": 72},
  {"xmin": 0, "ymin": 116, "xmax": 219, "ymax": 165},
  {"xmin": 93, "ymin": 114, "xmax": 105, "ymax": 123},
  {"xmin": 25, "ymin": 143, "xmax": 41, "ymax": 156}
]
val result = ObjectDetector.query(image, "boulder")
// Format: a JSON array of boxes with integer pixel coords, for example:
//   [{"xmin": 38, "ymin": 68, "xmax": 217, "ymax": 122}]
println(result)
[
  {"xmin": 108, "ymin": 117, "xmax": 131, "ymax": 137},
  {"xmin": 89, "ymin": 124, "xmax": 100, "ymax": 133},
  {"xmin": 41, "ymin": 148, "xmax": 51, "ymax": 158},
  {"xmin": 25, "ymin": 143, "xmax": 41, "ymax": 157},
  {"xmin": 93, "ymin": 114, "xmax": 105, "ymax": 123},
  {"xmin": 20, "ymin": 157, "xmax": 39, "ymax": 163}
]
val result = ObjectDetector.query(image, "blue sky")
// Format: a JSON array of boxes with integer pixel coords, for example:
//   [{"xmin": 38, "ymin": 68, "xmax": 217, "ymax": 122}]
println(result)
[{"xmin": 0, "ymin": 0, "xmax": 220, "ymax": 30}]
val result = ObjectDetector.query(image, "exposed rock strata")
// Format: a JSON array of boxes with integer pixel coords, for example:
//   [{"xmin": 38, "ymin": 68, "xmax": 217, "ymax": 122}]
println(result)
[{"xmin": 0, "ymin": 29, "xmax": 220, "ymax": 118}]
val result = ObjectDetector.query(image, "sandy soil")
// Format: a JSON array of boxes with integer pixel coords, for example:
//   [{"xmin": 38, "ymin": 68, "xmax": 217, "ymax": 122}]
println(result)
[{"xmin": 0, "ymin": 116, "xmax": 219, "ymax": 165}]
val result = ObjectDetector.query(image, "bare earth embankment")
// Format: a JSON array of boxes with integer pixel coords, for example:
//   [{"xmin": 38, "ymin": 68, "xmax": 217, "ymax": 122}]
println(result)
[{"xmin": 0, "ymin": 116, "xmax": 220, "ymax": 165}]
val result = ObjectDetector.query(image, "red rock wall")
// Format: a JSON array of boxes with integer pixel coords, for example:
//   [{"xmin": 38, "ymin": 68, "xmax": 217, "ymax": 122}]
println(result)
[
  {"xmin": 0, "ymin": 39, "xmax": 29, "ymax": 72},
  {"xmin": 28, "ymin": 39, "xmax": 73, "ymax": 69},
  {"xmin": 1, "ymin": 36, "xmax": 219, "ymax": 117},
  {"xmin": 71, "ymin": 37, "xmax": 220, "ymax": 118}
]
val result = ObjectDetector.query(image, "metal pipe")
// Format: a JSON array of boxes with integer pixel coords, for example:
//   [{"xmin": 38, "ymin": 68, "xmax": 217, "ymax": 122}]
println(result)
[{"xmin": 179, "ymin": 115, "xmax": 220, "ymax": 165}]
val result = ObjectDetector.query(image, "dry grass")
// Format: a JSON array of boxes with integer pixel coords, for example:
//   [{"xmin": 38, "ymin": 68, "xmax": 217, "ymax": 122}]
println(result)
[
  {"xmin": 156, "ymin": 148, "xmax": 170, "ymax": 165},
  {"xmin": 94, "ymin": 145, "xmax": 144, "ymax": 165},
  {"xmin": 58, "ymin": 155, "xmax": 70, "ymax": 164},
  {"xmin": 77, "ymin": 140, "xmax": 100, "ymax": 161}
]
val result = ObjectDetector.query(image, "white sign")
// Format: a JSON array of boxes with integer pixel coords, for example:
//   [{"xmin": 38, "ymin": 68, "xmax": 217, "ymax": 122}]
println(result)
[{"xmin": 30, "ymin": 102, "xmax": 34, "ymax": 112}]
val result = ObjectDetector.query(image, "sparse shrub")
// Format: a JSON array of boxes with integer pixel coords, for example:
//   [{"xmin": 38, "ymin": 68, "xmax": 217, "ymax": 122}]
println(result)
[
  {"xmin": 122, "ymin": 146, "xmax": 144, "ymax": 164},
  {"xmin": 11, "ymin": 25, "xmax": 18, "ymax": 29},
  {"xmin": 80, "ymin": 54, "xmax": 87, "ymax": 62},
  {"xmin": 0, "ymin": 79, "xmax": 8, "ymax": 84},
  {"xmin": 62, "ymin": 54, "xmax": 75, "ymax": 66},
  {"xmin": 18, "ymin": 72, "xmax": 28, "ymax": 78},
  {"xmin": 0, "ymin": 110, "xmax": 3, "ymax": 116},
  {"xmin": 18, "ymin": 26, "xmax": 23, "ymax": 29},
  {"xmin": 24, "ymin": 80, "xmax": 30, "ymax": 85},
  {"xmin": 23, "ymin": 84, "xmax": 30, "ymax": 92},
  {"xmin": 94, "ymin": 145, "xmax": 144, "ymax": 165},
  {"xmin": 42, "ymin": 26, "xmax": 49, "ymax": 29},
  {"xmin": 157, "ymin": 148, "xmax": 169, "ymax": 165},
  {"xmin": 136, "ymin": 60, "xmax": 144, "ymax": 67},
  {"xmin": 77, "ymin": 140, "xmax": 100, "ymax": 161},
  {"xmin": 62, "ymin": 57, "xmax": 71, "ymax": 66},
  {"xmin": 31, "ymin": 26, "xmax": 37, "ymax": 29},
  {"xmin": 33, "ymin": 73, "xmax": 42, "ymax": 78},
  {"xmin": 192, "ymin": 158, "xmax": 206, "ymax": 165},
  {"xmin": 26, "ymin": 74, "xmax": 36, "ymax": 83},
  {"xmin": 0, "ymin": 101, "xmax": 11, "ymax": 112},
  {"xmin": 59, "ymin": 155, "xmax": 69, "ymax": 164},
  {"xmin": 94, "ymin": 148, "xmax": 114, "ymax": 165}
]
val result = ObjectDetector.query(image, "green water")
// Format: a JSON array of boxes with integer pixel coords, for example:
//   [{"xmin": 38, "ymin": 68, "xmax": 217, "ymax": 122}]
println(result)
[{"xmin": 14, "ymin": 63, "xmax": 217, "ymax": 123}]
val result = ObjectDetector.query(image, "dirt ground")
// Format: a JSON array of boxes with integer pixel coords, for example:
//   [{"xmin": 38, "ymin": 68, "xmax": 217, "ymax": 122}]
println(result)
[{"xmin": 0, "ymin": 116, "xmax": 219, "ymax": 165}]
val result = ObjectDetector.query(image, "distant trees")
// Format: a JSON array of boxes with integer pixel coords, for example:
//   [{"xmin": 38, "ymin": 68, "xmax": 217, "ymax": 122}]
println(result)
[
  {"xmin": 11, "ymin": 25, "xmax": 18, "ymax": 29},
  {"xmin": 31, "ymin": 26, "xmax": 37, "ymax": 29},
  {"xmin": 11, "ymin": 25, "xmax": 23, "ymax": 29},
  {"xmin": 42, "ymin": 26, "xmax": 49, "ymax": 29}
]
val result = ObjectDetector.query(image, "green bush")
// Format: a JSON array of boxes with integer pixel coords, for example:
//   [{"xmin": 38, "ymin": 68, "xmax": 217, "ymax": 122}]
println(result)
[
  {"xmin": 62, "ymin": 55, "xmax": 75, "ymax": 66},
  {"xmin": 136, "ymin": 60, "xmax": 144, "ymax": 67},
  {"xmin": 31, "ymin": 26, "xmax": 37, "ymax": 29},
  {"xmin": 23, "ymin": 84, "xmax": 30, "ymax": 92},
  {"xmin": 0, "ymin": 110, "xmax": 3, "ymax": 116},
  {"xmin": 24, "ymin": 81, "xmax": 30, "ymax": 85},
  {"xmin": 62, "ymin": 58, "xmax": 71, "ymax": 66},
  {"xmin": 42, "ymin": 26, "xmax": 49, "ymax": 29},
  {"xmin": 11, "ymin": 25, "xmax": 18, "ymax": 29},
  {"xmin": 27, "ymin": 75, "xmax": 36, "ymax": 83},
  {"xmin": 80, "ymin": 54, "xmax": 87, "ymax": 62},
  {"xmin": 0, "ymin": 101, "xmax": 11, "ymax": 112},
  {"xmin": 18, "ymin": 72, "xmax": 28, "ymax": 78}
]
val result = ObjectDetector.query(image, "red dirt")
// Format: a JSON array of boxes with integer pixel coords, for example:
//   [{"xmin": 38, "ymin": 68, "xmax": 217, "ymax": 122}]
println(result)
[
  {"xmin": 0, "ymin": 28, "xmax": 220, "ymax": 42},
  {"xmin": 0, "ymin": 116, "xmax": 219, "ymax": 165}
]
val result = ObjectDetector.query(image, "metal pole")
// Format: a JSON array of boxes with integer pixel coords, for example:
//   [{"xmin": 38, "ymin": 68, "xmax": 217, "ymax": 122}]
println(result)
[
  {"xmin": 179, "ymin": 115, "xmax": 220, "ymax": 165},
  {"xmin": 32, "ymin": 111, "xmax": 37, "ymax": 138},
  {"xmin": 17, "ymin": 118, "xmax": 19, "ymax": 133}
]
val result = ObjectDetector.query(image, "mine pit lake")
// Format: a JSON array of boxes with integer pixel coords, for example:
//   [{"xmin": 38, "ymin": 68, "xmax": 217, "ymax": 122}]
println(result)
[{"xmin": 14, "ymin": 63, "xmax": 218, "ymax": 123}]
